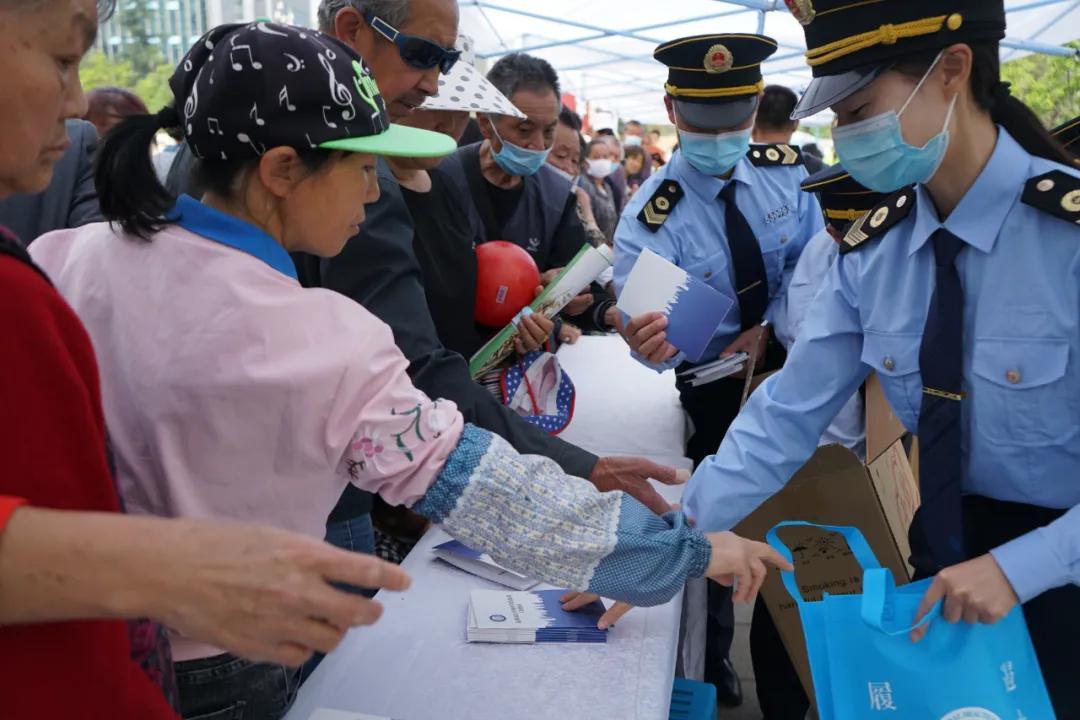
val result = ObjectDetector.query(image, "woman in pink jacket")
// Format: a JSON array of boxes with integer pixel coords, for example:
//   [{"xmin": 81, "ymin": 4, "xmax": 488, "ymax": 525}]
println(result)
[{"xmin": 31, "ymin": 23, "xmax": 789, "ymax": 718}]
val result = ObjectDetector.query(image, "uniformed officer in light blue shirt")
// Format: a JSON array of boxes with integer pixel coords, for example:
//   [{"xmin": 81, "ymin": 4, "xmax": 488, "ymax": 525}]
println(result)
[
  {"xmin": 614, "ymin": 34, "xmax": 822, "ymax": 466},
  {"xmin": 612, "ymin": 33, "xmax": 822, "ymax": 713},
  {"xmin": 683, "ymin": 1, "xmax": 1080, "ymax": 714}
]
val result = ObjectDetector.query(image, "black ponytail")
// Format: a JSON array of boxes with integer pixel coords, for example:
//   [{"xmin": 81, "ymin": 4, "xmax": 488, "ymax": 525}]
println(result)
[
  {"xmin": 94, "ymin": 105, "xmax": 182, "ymax": 240},
  {"xmin": 96, "ymin": 104, "xmax": 337, "ymax": 240},
  {"xmin": 971, "ymin": 42, "xmax": 1073, "ymax": 166},
  {"xmin": 894, "ymin": 42, "xmax": 1073, "ymax": 166}
]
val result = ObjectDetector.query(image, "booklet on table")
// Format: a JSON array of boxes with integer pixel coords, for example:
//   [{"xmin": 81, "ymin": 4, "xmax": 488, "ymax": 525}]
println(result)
[
  {"xmin": 464, "ymin": 587, "xmax": 609, "ymax": 643},
  {"xmin": 467, "ymin": 589, "xmax": 608, "ymax": 644},
  {"xmin": 432, "ymin": 539, "xmax": 539, "ymax": 591}
]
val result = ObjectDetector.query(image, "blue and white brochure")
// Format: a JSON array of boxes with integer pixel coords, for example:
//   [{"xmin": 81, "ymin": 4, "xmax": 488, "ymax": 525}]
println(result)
[
  {"xmin": 433, "ymin": 540, "xmax": 538, "ymax": 591},
  {"xmin": 616, "ymin": 248, "xmax": 733, "ymax": 363},
  {"xmin": 467, "ymin": 589, "xmax": 608, "ymax": 644}
]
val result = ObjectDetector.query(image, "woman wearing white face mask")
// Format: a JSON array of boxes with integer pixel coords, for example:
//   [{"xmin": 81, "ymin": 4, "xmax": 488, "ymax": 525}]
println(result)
[
  {"xmin": 581, "ymin": 140, "xmax": 620, "ymax": 245},
  {"xmin": 681, "ymin": 1, "xmax": 1080, "ymax": 715}
]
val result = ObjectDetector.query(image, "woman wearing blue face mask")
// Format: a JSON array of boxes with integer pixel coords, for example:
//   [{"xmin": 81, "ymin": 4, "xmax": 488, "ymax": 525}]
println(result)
[{"xmin": 680, "ymin": 1, "xmax": 1080, "ymax": 715}]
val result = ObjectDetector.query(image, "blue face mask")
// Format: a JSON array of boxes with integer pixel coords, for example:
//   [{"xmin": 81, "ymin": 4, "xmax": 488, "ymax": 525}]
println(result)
[
  {"xmin": 677, "ymin": 127, "xmax": 752, "ymax": 177},
  {"xmin": 623, "ymin": 135, "xmax": 643, "ymax": 147},
  {"xmin": 490, "ymin": 122, "xmax": 552, "ymax": 177},
  {"xmin": 832, "ymin": 52, "xmax": 957, "ymax": 193}
]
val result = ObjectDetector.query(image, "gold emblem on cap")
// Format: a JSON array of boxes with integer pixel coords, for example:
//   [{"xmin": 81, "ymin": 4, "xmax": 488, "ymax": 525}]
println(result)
[
  {"xmin": 783, "ymin": 0, "xmax": 815, "ymax": 25},
  {"xmin": 703, "ymin": 44, "xmax": 733, "ymax": 74},
  {"xmin": 869, "ymin": 206, "xmax": 889, "ymax": 228},
  {"xmin": 1063, "ymin": 189, "xmax": 1080, "ymax": 214}
]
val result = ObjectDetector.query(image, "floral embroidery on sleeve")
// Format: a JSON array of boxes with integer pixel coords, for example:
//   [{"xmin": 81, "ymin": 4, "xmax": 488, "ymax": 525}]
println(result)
[{"xmin": 347, "ymin": 400, "xmax": 450, "ymax": 480}]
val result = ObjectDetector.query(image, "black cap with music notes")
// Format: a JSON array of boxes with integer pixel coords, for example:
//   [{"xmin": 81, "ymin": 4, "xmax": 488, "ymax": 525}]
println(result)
[{"xmin": 170, "ymin": 22, "xmax": 456, "ymax": 161}]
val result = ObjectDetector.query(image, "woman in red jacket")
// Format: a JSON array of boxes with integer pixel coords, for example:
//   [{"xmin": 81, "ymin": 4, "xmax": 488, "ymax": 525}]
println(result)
[{"xmin": 0, "ymin": 0, "xmax": 410, "ymax": 716}]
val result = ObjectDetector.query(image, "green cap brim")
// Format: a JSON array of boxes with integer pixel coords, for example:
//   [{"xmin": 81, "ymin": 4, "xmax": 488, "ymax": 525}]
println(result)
[{"xmin": 319, "ymin": 123, "xmax": 457, "ymax": 158}]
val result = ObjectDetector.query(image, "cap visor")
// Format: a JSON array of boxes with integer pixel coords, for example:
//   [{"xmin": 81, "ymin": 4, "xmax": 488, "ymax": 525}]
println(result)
[
  {"xmin": 319, "ymin": 123, "xmax": 457, "ymax": 158},
  {"xmin": 674, "ymin": 96, "xmax": 759, "ymax": 131},
  {"xmin": 792, "ymin": 65, "xmax": 885, "ymax": 120},
  {"xmin": 421, "ymin": 77, "xmax": 526, "ymax": 119}
]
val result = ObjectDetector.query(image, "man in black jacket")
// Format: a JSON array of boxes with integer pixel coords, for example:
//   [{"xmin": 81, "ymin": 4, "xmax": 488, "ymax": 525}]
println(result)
[{"xmin": 290, "ymin": 0, "xmax": 684, "ymax": 568}]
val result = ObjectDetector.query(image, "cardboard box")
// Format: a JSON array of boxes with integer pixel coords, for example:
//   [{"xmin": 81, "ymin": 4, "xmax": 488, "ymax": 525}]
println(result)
[{"xmin": 733, "ymin": 373, "xmax": 921, "ymax": 706}]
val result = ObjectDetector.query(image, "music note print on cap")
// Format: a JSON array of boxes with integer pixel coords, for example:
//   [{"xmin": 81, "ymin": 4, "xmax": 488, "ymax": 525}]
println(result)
[{"xmin": 168, "ymin": 21, "xmax": 391, "ymax": 160}]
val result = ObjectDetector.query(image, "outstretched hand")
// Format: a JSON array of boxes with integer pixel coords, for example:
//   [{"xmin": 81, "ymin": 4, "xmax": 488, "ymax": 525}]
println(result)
[{"xmin": 588, "ymin": 456, "xmax": 689, "ymax": 516}]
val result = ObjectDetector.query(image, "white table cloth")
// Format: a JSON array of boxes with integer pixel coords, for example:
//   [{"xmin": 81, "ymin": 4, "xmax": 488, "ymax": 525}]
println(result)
[{"xmin": 285, "ymin": 335, "xmax": 695, "ymax": 720}]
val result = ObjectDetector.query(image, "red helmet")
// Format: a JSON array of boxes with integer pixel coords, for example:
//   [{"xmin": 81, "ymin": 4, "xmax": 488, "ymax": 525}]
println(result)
[{"xmin": 474, "ymin": 241, "xmax": 540, "ymax": 328}]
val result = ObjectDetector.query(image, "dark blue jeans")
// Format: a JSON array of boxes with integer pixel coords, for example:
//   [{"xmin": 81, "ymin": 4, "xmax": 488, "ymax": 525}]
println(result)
[
  {"xmin": 298, "ymin": 512, "xmax": 377, "ymax": 684},
  {"xmin": 177, "ymin": 653, "xmax": 298, "ymax": 720}
]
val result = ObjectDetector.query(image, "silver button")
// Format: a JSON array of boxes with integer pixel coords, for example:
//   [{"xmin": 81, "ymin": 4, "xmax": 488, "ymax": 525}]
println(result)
[
  {"xmin": 883, "ymin": 357, "xmax": 896, "ymax": 371},
  {"xmin": 703, "ymin": 271, "xmax": 712, "ymax": 280},
  {"xmin": 780, "ymin": 235, "xmax": 788, "ymax": 245}
]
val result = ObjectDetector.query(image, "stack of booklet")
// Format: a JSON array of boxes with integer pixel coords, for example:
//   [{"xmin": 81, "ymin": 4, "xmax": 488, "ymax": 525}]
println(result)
[
  {"xmin": 676, "ymin": 352, "xmax": 749, "ymax": 387},
  {"xmin": 466, "ymin": 589, "xmax": 608, "ymax": 644},
  {"xmin": 432, "ymin": 540, "xmax": 538, "ymax": 590}
]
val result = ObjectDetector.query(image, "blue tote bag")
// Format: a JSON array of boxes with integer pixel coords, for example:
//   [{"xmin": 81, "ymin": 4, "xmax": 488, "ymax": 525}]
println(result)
[{"xmin": 767, "ymin": 521, "xmax": 1055, "ymax": 720}]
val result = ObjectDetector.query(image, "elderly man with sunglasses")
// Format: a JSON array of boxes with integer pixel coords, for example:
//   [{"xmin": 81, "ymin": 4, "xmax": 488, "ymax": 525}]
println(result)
[{"xmin": 290, "ymin": 0, "xmax": 687, "ymax": 639}]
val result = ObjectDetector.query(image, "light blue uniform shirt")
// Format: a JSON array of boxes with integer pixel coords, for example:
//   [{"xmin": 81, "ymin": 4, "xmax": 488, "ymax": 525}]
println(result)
[
  {"xmin": 684, "ymin": 129, "xmax": 1080, "ymax": 603},
  {"xmin": 613, "ymin": 149, "xmax": 823, "ymax": 370},
  {"xmin": 775, "ymin": 226, "xmax": 866, "ymax": 460}
]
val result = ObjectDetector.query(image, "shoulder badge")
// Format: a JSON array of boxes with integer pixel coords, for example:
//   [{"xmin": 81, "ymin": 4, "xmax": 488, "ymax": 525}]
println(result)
[
  {"xmin": 747, "ymin": 143, "xmax": 803, "ymax": 168},
  {"xmin": 839, "ymin": 186, "xmax": 916, "ymax": 255},
  {"xmin": 1021, "ymin": 170, "xmax": 1080, "ymax": 226},
  {"xmin": 637, "ymin": 180, "xmax": 685, "ymax": 233}
]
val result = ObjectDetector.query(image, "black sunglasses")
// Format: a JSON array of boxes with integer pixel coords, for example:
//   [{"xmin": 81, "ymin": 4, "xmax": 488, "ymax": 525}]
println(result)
[{"xmin": 362, "ymin": 9, "xmax": 461, "ymax": 75}]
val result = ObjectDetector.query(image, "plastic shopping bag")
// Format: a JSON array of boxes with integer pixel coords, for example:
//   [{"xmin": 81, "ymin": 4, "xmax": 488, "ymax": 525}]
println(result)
[{"xmin": 767, "ymin": 521, "xmax": 1055, "ymax": 720}]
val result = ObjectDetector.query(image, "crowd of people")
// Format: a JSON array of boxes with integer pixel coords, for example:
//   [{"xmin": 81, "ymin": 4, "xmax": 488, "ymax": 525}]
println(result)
[{"xmin": 0, "ymin": 0, "xmax": 1077, "ymax": 718}]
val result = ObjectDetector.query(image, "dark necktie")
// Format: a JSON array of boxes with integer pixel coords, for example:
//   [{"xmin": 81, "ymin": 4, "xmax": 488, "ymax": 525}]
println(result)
[
  {"xmin": 718, "ymin": 182, "xmax": 769, "ymax": 331},
  {"xmin": 916, "ymin": 228, "xmax": 967, "ymax": 571}
]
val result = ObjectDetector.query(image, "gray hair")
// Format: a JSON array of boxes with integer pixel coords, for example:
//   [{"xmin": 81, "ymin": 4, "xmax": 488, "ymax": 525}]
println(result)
[{"xmin": 317, "ymin": 0, "xmax": 410, "ymax": 34}]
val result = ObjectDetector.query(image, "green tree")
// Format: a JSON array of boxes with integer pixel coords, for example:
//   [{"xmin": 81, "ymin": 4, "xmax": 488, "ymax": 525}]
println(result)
[
  {"xmin": 118, "ymin": 0, "xmax": 164, "ymax": 76},
  {"xmin": 135, "ymin": 61, "xmax": 176, "ymax": 113},
  {"xmin": 80, "ymin": 51, "xmax": 137, "ymax": 92},
  {"xmin": 1001, "ymin": 41, "xmax": 1080, "ymax": 128}
]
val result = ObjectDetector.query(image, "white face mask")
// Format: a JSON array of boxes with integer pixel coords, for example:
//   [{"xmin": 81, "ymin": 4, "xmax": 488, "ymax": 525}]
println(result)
[{"xmin": 586, "ymin": 158, "xmax": 617, "ymax": 179}]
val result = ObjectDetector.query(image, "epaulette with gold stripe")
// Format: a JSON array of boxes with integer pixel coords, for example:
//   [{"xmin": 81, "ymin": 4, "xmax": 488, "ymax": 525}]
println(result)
[
  {"xmin": 1021, "ymin": 171, "xmax": 1080, "ymax": 226},
  {"xmin": 839, "ymin": 186, "xmax": 916, "ymax": 255},
  {"xmin": 636, "ymin": 180, "xmax": 685, "ymax": 233},
  {"xmin": 747, "ymin": 143, "xmax": 802, "ymax": 167}
]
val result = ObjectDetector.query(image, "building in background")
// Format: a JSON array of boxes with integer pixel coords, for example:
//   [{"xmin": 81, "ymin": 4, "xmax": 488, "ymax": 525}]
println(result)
[{"xmin": 96, "ymin": 0, "xmax": 314, "ymax": 66}]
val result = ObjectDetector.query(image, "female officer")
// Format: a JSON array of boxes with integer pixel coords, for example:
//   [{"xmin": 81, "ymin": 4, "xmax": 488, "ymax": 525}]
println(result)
[{"xmin": 679, "ymin": 0, "xmax": 1079, "ymax": 714}]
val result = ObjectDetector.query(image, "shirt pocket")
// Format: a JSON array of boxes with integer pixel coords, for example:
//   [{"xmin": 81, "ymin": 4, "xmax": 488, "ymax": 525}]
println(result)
[
  {"xmin": 971, "ymin": 336, "xmax": 1077, "ymax": 446},
  {"xmin": 683, "ymin": 249, "xmax": 732, "ymax": 296},
  {"xmin": 758, "ymin": 218, "xmax": 798, "ymax": 295},
  {"xmin": 861, "ymin": 331, "xmax": 922, "ymax": 430}
]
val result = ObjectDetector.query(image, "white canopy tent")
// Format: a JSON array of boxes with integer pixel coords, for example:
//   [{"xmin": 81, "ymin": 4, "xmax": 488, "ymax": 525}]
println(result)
[{"xmin": 458, "ymin": 0, "xmax": 1080, "ymax": 127}]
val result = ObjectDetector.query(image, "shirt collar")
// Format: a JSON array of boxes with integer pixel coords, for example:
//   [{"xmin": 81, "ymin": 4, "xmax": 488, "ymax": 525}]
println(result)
[
  {"xmin": 907, "ymin": 128, "xmax": 1029, "ymax": 257},
  {"xmin": 170, "ymin": 195, "xmax": 298, "ymax": 280},
  {"xmin": 672, "ymin": 150, "xmax": 755, "ymax": 201}
]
